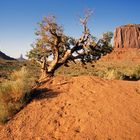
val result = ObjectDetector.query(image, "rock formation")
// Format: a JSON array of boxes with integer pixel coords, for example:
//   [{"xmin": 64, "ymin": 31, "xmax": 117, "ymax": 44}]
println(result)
[
  {"xmin": 101, "ymin": 24, "xmax": 140, "ymax": 61},
  {"xmin": 114, "ymin": 24, "xmax": 140, "ymax": 49},
  {"xmin": 17, "ymin": 54, "xmax": 26, "ymax": 61}
]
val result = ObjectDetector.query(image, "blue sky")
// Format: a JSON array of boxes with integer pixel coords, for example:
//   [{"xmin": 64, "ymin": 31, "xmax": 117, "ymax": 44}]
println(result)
[{"xmin": 0, "ymin": 0, "xmax": 140, "ymax": 58}]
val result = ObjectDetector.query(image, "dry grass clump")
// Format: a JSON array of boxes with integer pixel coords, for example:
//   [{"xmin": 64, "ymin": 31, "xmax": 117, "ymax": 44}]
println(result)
[
  {"xmin": 102, "ymin": 68, "xmax": 123, "ymax": 80},
  {"xmin": 123, "ymin": 65, "xmax": 140, "ymax": 79},
  {"xmin": 0, "ymin": 67, "xmax": 36, "ymax": 124}
]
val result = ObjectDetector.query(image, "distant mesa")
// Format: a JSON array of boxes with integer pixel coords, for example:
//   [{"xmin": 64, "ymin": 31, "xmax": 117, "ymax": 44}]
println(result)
[
  {"xmin": 101, "ymin": 24, "xmax": 140, "ymax": 61},
  {"xmin": 17, "ymin": 54, "xmax": 26, "ymax": 61},
  {"xmin": 0, "ymin": 51, "xmax": 15, "ymax": 60}
]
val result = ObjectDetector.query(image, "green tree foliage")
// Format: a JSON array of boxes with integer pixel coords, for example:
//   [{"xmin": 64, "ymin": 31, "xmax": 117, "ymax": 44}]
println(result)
[{"xmin": 89, "ymin": 32, "xmax": 113, "ymax": 60}]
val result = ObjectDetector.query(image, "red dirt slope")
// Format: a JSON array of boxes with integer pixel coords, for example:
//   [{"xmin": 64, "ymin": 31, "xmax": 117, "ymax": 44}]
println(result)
[
  {"xmin": 101, "ymin": 48, "xmax": 140, "ymax": 62},
  {"xmin": 0, "ymin": 76, "xmax": 140, "ymax": 140}
]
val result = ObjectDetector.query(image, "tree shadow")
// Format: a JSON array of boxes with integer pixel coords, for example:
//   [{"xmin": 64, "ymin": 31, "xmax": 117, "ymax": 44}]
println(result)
[
  {"xmin": 30, "ymin": 88, "xmax": 60, "ymax": 100},
  {"xmin": 22, "ymin": 88, "xmax": 60, "ymax": 105},
  {"xmin": 123, "ymin": 75, "xmax": 140, "ymax": 81}
]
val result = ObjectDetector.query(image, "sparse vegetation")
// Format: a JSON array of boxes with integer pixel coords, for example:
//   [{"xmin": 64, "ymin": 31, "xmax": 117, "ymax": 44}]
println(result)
[
  {"xmin": 95, "ymin": 61, "xmax": 140, "ymax": 80},
  {"xmin": 1, "ymin": 58, "xmax": 139, "ymax": 124},
  {"xmin": 0, "ymin": 60, "xmax": 40, "ymax": 82},
  {"xmin": 55, "ymin": 60, "xmax": 140, "ymax": 80},
  {"xmin": 0, "ymin": 67, "xmax": 36, "ymax": 124}
]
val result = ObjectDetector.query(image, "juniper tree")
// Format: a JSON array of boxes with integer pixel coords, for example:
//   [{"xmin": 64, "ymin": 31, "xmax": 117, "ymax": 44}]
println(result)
[{"xmin": 27, "ymin": 10, "xmax": 113, "ymax": 80}]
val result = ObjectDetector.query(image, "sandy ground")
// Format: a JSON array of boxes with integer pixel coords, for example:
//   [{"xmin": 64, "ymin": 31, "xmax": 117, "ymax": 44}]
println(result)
[{"xmin": 0, "ymin": 76, "xmax": 140, "ymax": 140}]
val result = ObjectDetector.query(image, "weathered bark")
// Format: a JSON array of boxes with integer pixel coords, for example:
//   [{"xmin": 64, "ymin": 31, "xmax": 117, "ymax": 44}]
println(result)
[
  {"xmin": 40, "ymin": 69, "xmax": 47, "ymax": 80},
  {"xmin": 40, "ymin": 69, "xmax": 54, "ymax": 81},
  {"xmin": 39, "ymin": 57, "xmax": 54, "ymax": 80},
  {"xmin": 47, "ymin": 47, "xmax": 59, "ymax": 72}
]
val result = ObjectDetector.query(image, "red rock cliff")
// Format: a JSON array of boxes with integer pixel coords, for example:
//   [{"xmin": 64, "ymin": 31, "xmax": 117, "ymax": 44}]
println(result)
[
  {"xmin": 114, "ymin": 24, "xmax": 140, "ymax": 49},
  {"xmin": 101, "ymin": 24, "xmax": 140, "ymax": 61}
]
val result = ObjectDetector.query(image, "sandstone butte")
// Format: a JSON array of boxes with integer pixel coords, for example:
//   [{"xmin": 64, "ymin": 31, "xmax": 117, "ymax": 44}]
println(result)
[{"xmin": 102, "ymin": 24, "xmax": 140, "ymax": 61}]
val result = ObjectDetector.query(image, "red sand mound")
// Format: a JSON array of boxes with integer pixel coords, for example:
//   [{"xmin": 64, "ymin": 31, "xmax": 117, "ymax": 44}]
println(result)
[{"xmin": 0, "ymin": 76, "xmax": 140, "ymax": 140}]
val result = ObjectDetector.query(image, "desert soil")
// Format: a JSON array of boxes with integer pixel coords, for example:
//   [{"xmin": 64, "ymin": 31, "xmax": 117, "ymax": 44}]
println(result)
[{"xmin": 0, "ymin": 76, "xmax": 140, "ymax": 140}]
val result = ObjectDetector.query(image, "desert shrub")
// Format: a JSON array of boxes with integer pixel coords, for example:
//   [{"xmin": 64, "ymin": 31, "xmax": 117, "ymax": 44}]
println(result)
[
  {"xmin": 0, "ymin": 67, "xmax": 36, "ymax": 124},
  {"xmin": 121, "ymin": 65, "xmax": 140, "ymax": 80},
  {"xmin": 0, "ymin": 103, "xmax": 9, "ymax": 123},
  {"xmin": 103, "ymin": 68, "xmax": 124, "ymax": 80},
  {"xmin": 133, "ymin": 65, "xmax": 140, "ymax": 78}
]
